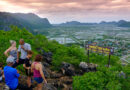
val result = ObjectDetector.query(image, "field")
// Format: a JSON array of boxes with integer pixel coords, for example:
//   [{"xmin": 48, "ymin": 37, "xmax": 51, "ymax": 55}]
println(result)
[{"xmin": 37, "ymin": 24, "xmax": 130, "ymax": 58}]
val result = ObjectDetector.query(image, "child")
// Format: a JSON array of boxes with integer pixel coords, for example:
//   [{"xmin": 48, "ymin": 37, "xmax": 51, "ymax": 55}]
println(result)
[
  {"xmin": 31, "ymin": 54, "xmax": 47, "ymax": 90},
  {"xmin": 23, "ymin": 50, "xmax": 33, "ymax": 88},
  {"xmin": 0, "ymin": 63, "xmax": 4, "ymax": 82}
]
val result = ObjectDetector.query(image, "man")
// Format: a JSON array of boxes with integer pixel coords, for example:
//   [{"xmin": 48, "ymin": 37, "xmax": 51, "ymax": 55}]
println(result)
[
  {"xmin": 4, "ymin": 57, "xmax": 28, "ymax": 90},
  {"xmin": 13, "ymin": 39, "xmax": 31, "ymax": 68},
  {"xmin": 4, "ymin": 57, "xmax": 19, "ymax": 90}
]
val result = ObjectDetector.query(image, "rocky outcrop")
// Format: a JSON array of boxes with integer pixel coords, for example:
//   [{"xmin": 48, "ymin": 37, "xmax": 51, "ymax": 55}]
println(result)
[
  {"xmin": 42, "ymin": 52, "xmax": 53, "ymax": 64},
  {"xmin": 79, "ymin": 62, "xmax": 97, "ymax": 73},
  {"xmin": 61, "ymin": 62, "xmax": 75, "ymax": 76}
]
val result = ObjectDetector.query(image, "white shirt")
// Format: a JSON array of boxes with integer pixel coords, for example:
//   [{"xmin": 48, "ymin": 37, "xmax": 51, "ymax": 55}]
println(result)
[{"xmin": 18, "ymin": 43, "xmax": 31, "ymax": 59}]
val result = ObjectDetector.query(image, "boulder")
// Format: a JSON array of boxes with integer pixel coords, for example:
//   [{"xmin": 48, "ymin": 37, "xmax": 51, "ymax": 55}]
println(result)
[
  {"xmin": 79, "ymin": 62, "xmax": 89, "ymax": 72},
  {"xmin": 50, "ymin": 72, "xmax": 63, "ymax": 78},
  {"xmin": 42, "ymin": 83, "xmax": 57, "ymax": 90},
  {"xmin": 79, "ymin": 62, "xmax": 97, "ymax": 73},
  {"xmin": 88, "ymin": 63, "xmax": 97, "ymax": 71},
  {"xmin": 43, "ymin": 66, "xmax": 50, "ymax": 78},
  {"xmin": 43, "ymin": 62, "xmax": 50, "ymax": 67},
  {"xmin": 61, "ymin": 62, "xmax": 75, "ymax": 76},
  {"xmin": 3, "ymin": 84, "xmax": 9, "ymax": 90},
  {"xmin": 42, "ymin": 52, "xmax": 53, "ymax": 64}
]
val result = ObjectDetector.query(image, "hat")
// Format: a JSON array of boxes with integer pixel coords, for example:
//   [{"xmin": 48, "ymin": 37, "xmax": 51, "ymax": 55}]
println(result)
[{"xmin": 6, "ymin": 57, "xmax": 15, "ymax": 64}]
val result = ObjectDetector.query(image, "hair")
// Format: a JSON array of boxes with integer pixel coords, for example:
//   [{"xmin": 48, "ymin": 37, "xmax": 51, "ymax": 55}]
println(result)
[
  {"xmin": 35, "ymin": 54, "xmax": 43, "ymax": 62},
  {"xmin": 27, "ymin": 50, "xmax": 33, "ymax": 55},
  {"xmin": 20, "ymin": 39, "xmax": 24, "ymax": 42},
  {"xmin": 0, "ymin": 63, "xmax": 3, "ymax": 68},
  {"xmin": 10, "ymin": 40, "xmax": 16, "ymax": 45}
]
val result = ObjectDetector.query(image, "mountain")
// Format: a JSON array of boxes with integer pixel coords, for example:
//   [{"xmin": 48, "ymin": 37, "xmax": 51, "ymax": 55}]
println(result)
[
  {"xmin": 59, "ymin": 20, "xmax": 130, "ymax": 27},
  {"xmin": 99, "ymin": 21, "xmax": 117, "ymax": 25},
  {"xmin": 117, "ymin": 20, "xmax": 130, "ymax": 27},
  {"xmin": 0, "ymin": 12, "xmax": 52, "ymax": 31},
  {"xmin": 59, "ymin": 21, "xmax": 97, "ymax": 26}
]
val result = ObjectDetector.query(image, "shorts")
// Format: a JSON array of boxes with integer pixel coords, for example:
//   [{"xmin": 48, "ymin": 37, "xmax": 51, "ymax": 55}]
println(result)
[
  {"xmin": 25, "ymin": 68, "xmax": 32, "ymax": 77},
  {"xmin": 34, "ymin": 77, "xmax": 43, "ymax": 84},
  {"xmin": 12, "ymin": 58, "xmax": 26, "ymax": 68}
]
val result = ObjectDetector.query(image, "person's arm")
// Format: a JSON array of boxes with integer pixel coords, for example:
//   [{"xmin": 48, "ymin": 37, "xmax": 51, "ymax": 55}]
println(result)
[
  {"xmin": 31, "ymin": 63, "xmax": 34, "ymax": 73},
  {"xmin": 17, "ymin": 45, "xmax": 21, "ymax": 63},
  {"xmin": 23, "ymin": 64, "xmax": 26, "ymax": 68},
  {"xmin": 39, "ymin": 64, "xmax": 47, "ymax": 84},
  {"xmin": 17, "ymin": 52, "xmax": 20, "ymax": 63},
  {"xmin": 14, "ymin": 69, "xmax": 20, "ymax": 78},
  {"xmin": 4, "ymin": 47, "xmax": 11, "ymax": 57}
]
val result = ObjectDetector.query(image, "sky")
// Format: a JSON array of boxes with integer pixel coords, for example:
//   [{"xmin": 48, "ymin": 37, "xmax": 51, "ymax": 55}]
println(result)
[{"xmin": 0, "ymin": 0, "xmax": 130, "ymax": 24}]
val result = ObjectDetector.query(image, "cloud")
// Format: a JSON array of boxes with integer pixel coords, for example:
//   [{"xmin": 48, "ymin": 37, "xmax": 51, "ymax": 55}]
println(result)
[{"xmin": 0, "ymin": 0, "xmax": 130, "ymax": 23}]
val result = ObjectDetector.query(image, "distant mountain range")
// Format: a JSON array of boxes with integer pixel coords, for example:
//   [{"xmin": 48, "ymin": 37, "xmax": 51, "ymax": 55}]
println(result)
[
  {"xmin": 59, "ymin": 20, "xmax": 130, "ymax": 27},
  {"xmin": 0, "ymin": 12, "xmax": 52, "ymax": 31},
  {"xmin": 0, "ymin": 12, "xmax": 130, "ymax": 32}
]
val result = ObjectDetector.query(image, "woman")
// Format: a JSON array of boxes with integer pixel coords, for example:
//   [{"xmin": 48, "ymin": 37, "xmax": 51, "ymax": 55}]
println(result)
[
  {"xmin": 31, "ymin": 54, "xmax": 47, "ymax": 90},
  {"xmin": 4, "ymin": 40, "xmax": 17, "ymax": 61}
]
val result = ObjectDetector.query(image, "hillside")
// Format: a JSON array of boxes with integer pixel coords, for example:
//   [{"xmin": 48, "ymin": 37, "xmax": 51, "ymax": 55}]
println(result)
[
  {"xmin": 0, "ymin": 26, "xmax": 129, "ymax": 90},
  {"xmin": 0, "ymin": 12, "xmax": 52, "ymax": 31}
]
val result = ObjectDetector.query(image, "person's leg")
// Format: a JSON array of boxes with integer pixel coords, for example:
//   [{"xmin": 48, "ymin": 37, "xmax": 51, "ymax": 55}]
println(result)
[
  {"xmin": 12, "ymin": 58, "xmax": 25, "ymax": 68},
  {"xmin": 27, "ymin": 76, "xmax": 31, "ymax": 88},
  {"xmin": 37, "ymin": 83, "xmax": 42, "ymax": 90},
  {"xmin": 34, "ymin": 77, "xmax": 43, "ymax": 90}
]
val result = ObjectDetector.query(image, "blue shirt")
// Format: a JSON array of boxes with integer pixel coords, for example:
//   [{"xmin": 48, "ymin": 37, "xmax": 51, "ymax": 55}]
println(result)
[
  {"xmin": 4, "ymin": 66, "xmax": 20, "ymax": 90},
  {"xmin": 18, "ymin": 43, "xmax": 31, "ymax": 59}
]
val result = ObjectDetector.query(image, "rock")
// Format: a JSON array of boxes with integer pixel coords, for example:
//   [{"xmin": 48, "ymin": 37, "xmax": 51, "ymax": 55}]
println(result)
[
  {"xmin": 79, "ymin": 62, "xmax": 89, "ymax": 72},
  {"xmin": 118, "ymin": 71, "xmax": 126, "ymax": 79},
  {"xmin": 50, "ymin": 72, "xmax": 63, "ymax": 78},
  {"xmin": 79, "ymin": 62, "xmax": 97, "ymax": 73},
  {"xmin": 3, "ymin": 84, "xmax": 10, "ymax": 90},
  {"xmin": 88, "ymin": 63, "xmax": 97, "ymax": 71},
  {"xmin": 43, "ymin": 66, "xmax": 50, "ymax": 78},
  {"xmin": 42, "ymin": 52, "xmax": 53, "ymax": 64},
  {"xmin": 42, "ymin": 83, "xmax": 57, "ymax": 90},
  {"xmin": 69, "ymin": 87, "xmax": 73, "ymax": 90},
  {"xmin": 61, "ymin": 62, "xmax": 75, "ymax": 76},
  {"xmin": 63, "ymin": 84, "xmax": 68, "ymax": 89},
  {"xmin": 43, "ymin": 62, "xmax": 50, "ymax": 67},
  {"xmin": 60, "ymin": 76, "xmax": 73, "ymax": 85}
]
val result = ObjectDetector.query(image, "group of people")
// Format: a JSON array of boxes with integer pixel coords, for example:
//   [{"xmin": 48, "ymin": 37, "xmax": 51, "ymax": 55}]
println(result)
[{"xmin": 0, "ymin": 39, "xmax": 47, "ymax": 90}]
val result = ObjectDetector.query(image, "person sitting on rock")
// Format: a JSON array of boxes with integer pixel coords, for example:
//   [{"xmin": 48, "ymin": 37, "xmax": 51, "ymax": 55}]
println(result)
[
  {"xmin": 23, "ymin": 50, "xmax": 33, "ymax": 89},
  {"xmin": 4, "ymin": 57, "xmax": 28, "ymax": 90},
  {"xmin": 31, "ymin": 54, "xmax": 47, "ymax": 90}
]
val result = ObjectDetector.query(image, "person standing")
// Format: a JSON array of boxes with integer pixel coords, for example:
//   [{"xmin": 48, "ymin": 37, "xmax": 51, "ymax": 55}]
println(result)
[
  {"xmin": 13, "ymin": 39, "xmax": 31, "ymax": 68},
  {"xmin": 31, "ymin": 55, "xmax": 47, "ymax": 90},
  {"xmin": 4, "ymin": 40, "xmax": 17, "ymax": 61},
  {"xmin": 23, "ymin": 50, "xmax": 33, "ymax": 89}
]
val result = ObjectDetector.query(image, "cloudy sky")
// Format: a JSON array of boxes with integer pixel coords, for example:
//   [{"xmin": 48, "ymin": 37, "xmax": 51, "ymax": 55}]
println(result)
[{"xmin": 0, "ymin": 0, "xmax": 130, "ymax": 24}]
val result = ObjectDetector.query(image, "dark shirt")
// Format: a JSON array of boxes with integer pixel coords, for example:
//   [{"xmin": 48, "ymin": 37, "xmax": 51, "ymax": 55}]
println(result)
[{"xmin": 24, "ymin": 58, "xmax": 31, "ymax": 67}]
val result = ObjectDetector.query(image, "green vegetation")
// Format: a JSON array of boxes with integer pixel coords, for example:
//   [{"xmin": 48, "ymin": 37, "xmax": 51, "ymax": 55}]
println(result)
[
  {"xmin": 73, "ymin": 55, "xmax": 130, "ymax": 90},
  {"xmin": 0, "ymin": 26, "xmax": 129, "ymax": 90},
  {"xmin": 73, "ymin": 65, "xmax": 130, "ymax": 90}
]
